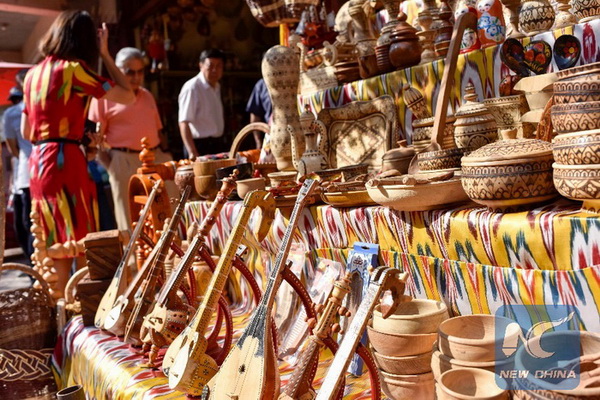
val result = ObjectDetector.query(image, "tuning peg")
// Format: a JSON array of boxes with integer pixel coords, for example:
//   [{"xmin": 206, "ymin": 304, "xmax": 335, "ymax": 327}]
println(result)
[
  {"xmin": 338, "ymin": 306, "xmax": 348, "ymax": 316},
  {"xmin": 315, "ymin": 304, "xmax": 325, "ymax": 313},
  {"xmin": 306, "ymin": 318, "xmax": 317, "ymax": 329},
  {"xmin": 331, "ymin": 323, "xmax": 341, "ymax": 333}
]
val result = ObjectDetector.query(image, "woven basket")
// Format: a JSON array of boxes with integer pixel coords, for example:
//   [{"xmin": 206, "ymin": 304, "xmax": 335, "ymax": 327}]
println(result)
[{"xmin": 0, "ymin": 263, "xmax": 58, "ymax": 400}]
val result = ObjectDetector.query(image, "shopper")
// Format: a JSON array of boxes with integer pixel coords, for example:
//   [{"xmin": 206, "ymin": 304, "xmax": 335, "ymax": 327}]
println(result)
[
  {"xmin": 178, "ymin": 48, "xmax": 226, "ymax": 158},
  {"xmin": 89, "ymin": 47, "xmax": 172, "ymax": 231},
  {"xmin": 22, "ymin": 10, "xmax": 134, "ymax": 291},
  {"xmin": 246, "ymin": 78, "xmax": 272, "ymax": 149}
]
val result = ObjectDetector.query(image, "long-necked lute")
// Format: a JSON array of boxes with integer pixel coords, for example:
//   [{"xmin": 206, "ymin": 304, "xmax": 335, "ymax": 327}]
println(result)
[
  {"xmin": 164, "ymin": 190, "xmax": 276, "ymax": 394},
  {"xmin": 315, "ymin": 267, "xmax": 409, "ymax": 400},
  {"xmin": 207, "ymin": 179, "xmax": 318, "ymax": 400},
  {"xmin": 95, "ymin": 179, "xmax": 162, "ymax": 329},
  {"xmin": 103, "ymin": 187, "xmax": 189, "ymax": 336},
  {"xmin": 140, "ymin": 173, "xmax": 238, "ymax": 365}
]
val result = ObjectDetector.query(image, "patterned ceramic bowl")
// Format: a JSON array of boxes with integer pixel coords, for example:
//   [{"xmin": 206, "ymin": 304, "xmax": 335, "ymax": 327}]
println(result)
[
  {"xmin": 572, "ymin": 0, "xmax": 600, "ymax": 22},
  {"xmin": 553, "ymin": 163, "xmax": 600, "ymax": 212},
  {"xmin": 417, "ymin": 147, "xmax": 466, "ymax": 171},
  {"xmin": 519, "ymin": 0, "xmax": 555, "ymax": 35},
  {"xmin": 553, "ymin": 80, "xmax": 600, "ymax": 104},
  {"xmin": 555, "ymin": 61, "xmax": 600, "ymax": 81},
  {"xmin": 552, "ymin": 129, "xmax": 600, "ymax": 165},
  {"xmin": 551, "ymin": 101, "xmax": 600, "ymax": 134}
]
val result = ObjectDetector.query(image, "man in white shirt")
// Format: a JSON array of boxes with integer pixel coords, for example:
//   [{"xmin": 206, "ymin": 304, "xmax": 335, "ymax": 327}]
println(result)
[{"xmin": 178, "ymin": 48, "xmax": 227, "ymax": 159}]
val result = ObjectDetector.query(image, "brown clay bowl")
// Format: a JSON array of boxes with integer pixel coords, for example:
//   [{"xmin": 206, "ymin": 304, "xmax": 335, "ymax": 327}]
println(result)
[
  {"xmin": 367, "ymin": 325, "xmax": 437, "ymax": 357},
  {"xmin": 553, "ymin": 162, "xmax": 600, "ymax": 212},
  {"xmin": 554, "ymin": 80, "xmax": 600, "ymax": 104},
  {"xmin": 193, "ymin": 158, "xmax": 236, "ymax": 177},
  {"xmin": 417, "ymin": 148, "xmax": 466, "ymax": 171},
  {"xmin": 373, "ymin": 349, "xmax": 433, "ymax": 375},
  {"xmin": 553, "ymin": 129, "xmax": 600, "ymax": 165},
  {"xmin": 438, "ymin": 315, "xmax": 521, "ymax": 363},
  {"xmin": 237, "ymin": 177, "xmax": 266, "ymax": 199},
  {"xmin": 194, "ymin": 175, "xmax": 218, "ymax": 200},
  {"xmin": 551, "ymin": 101, "xmax": 600, "ymax": 134},
  {"xmin": 437, "ymin": 367, "xmax": 509, "ymax": 400},
  {"xmin": 372, "ymin": 300, "xmax": 449, "ymax": 335},
  {"xmin": 267, "ymin": 171, "xmax": 297, "ymax": 188},
  {"xmin": 380, "ymin": 370, "xmax": 435, "ymax": 400},
  {"xmin": 555, "ymin": 61, "xmax": 600, "ymax": 82},
  {"xmin": 431, "ymin": 345, "xmax": 515, "ymax": 379}
]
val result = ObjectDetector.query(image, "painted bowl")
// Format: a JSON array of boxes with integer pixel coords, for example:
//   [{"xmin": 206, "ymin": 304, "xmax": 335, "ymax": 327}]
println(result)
[
  {"xmin": 417, "ymin": 147, "xmax": 466, "ymax": 171},
  {"xmin": 379, "ymin": 370, "xmax": 435, "ymax": 400},
  {"xmin": 551, "ymin": 101, "xmax": 600, "ymax": 134},
  {"xmin": 194, "ymin": 175, "xmax": 218, "ymax": 200},
  {"xmin": 193, "ymin": 158, "xmax": 236, "ymax": 177},
  {"xmin": 552, "ymin": 129, "xmax": 600, "ymax": 165},
  {"xmin": 553, "ymin": 79, "xmax": 600, "ymax": 104},
  {"xmin": 553, "ymin": 162, "xmax": 600, "ymax": 213},
  {"xmin": 431, "ymin": 346, "xmax": 515, "ymax": 379},
  {"xmin": 438, "ymin": 315, "xmax": 521, "ymax": 363},
  {"xmin": 367, "ymin": 325, "xmax": 437, "ymax": 357},
  {"xmin": 267, "ymin": 171, "xmax": 298, "ymax": 188},
  {"xmin": 553, "ymin": 34, "xmax": 581, "ymax": 71},
  {"xmin": 572, "ymin": 0, "xmax": 600, "ymax": 22},
  {"xmin": 555, "ymin": 61, "xmax": 600, "ymax": 82},
  {"xmin": 437, "ymin": 367, "xmax": 509, "ymax": 400},
  {"xmin": 174, "ymin": 164, "xmax": 199, "ymax": 200},
  {"xmin": 519, "ymin": 1, "xmax": 555, "ymax": 36},
  {"xmin": 373, "ymin": 349, "xmax": 433, "ymax": 375},
  {"xmin": 237, "ymin": 177, "xmax": 266, "ymax": 199},
  {"xmin": 372, "ymin": 300, "xmax": 449, "ymax": 335}
]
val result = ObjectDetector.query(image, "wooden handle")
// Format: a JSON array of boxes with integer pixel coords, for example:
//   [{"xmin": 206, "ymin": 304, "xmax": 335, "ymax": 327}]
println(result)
[
  {"xmin": 0, "ymin": 263, "xmax": 54, "ymax": 305},
  {"xmin": 229, "ymin": 122, "xmax": 270, "ymax": 159}
]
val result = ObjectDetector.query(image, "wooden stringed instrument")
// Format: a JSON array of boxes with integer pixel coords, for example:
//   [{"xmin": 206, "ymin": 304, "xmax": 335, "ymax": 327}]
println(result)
[
  {"xmin": 207, "ymin": 179, "xmax": 318, "ymax": 400},
  {"xmin": 103, "ymin": 187, "xmax": 189, "ymax": 336},
  {"xmin": 122, "ymin": 186, "xmax": 191, "ymax": 345},
  {"xmin": 315, "ymin": 267, "xmax": 409, "ymax": 400},
  {"xmin": 95, "ymin": 179, "xmax": 162, "ymax": 329},
  {"xmin": 163, "ymin": 189, "xmax": 276, "ymax": 394},
  {"xmin": 140, "ymin": 174, "xmax": 238, "ymax": 366}
]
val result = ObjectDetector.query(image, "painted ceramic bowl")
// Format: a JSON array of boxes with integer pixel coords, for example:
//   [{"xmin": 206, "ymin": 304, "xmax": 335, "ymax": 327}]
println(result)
[
  {"xmin": 552, "ymin": 129, "xmax": 600, "ymax": 165},
  {"xmin": 461, "ymin": 136, "xmax": 557, "ymax": 212},
  {"xmin": 237, "ymin": 177, "xmax": 266, "ymax": 199},
  {"xmin": 553, "ymin": 163, "xmax": 600, "ymax": 212},
  {"xmin": 267, "ymin": 171, "xmax": 298, "ymax": 188},
  {"xmin": 431, "ymin": 346, "xmax": 515, "ymax": 379},
  {"xmin": 174, "ymin": 165, "xmax": 199, "ymax": 200},
  {"xmin": 551, "ymin": 101, "xmax": 600, "ymax": 134},
  {"xmin": 519, "ymin": 0, "xmax": 555, "ymax": 36},
  {"xmin": 367, "ymin": 325, "xmax": 437, "ymax": 357},
  {"xmin": 438, "ymin": 315, "xmax": 521, "ymax": 362},
  {"xmin": 379, "ymin": 370, "xmax": 435, "ymax": 400},
  {"xmin": 418, "ymin": 147, "xmax": 466, "ymax": 171},
  {"xmin": 572, "ymin": 0, "xmax": 600, "ymax": 22},
  {"xmin": 373, "ymin": 350, "xmax": 433, "ymax": 375},
  {"xmin": 553, "ymin": 80, "xmax": 600, "ymax": 104},
  {"xmin": 372, "ymin": 300, "xmax": 449, "ymax": 335},
  {"xmin": 553, "ymin": 34, "xmax": 581, "ymax": 71},
  {"xmin": 193, "ymin": 158, "xmax": 236, "ymax": 177},
  {"xmin": 555, "ymin": 61, "xmax": 600, "ymax": 81},
  {"xmin": 437, "ymin": 368, "xmax": 509, "ymax": 400}
]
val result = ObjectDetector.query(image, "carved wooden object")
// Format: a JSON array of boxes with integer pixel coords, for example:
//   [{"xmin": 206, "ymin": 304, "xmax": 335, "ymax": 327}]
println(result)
[{"xmin": 83, "ymin": 230, "xmax": 123, "ymax": 280}]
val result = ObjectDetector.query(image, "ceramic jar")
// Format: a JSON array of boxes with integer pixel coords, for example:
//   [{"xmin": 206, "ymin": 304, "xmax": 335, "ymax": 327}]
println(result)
[
  {"xmin": 349, "ymin": 0, "xmax": 379, "ymax": 79},
  {"xmin": 381, "ymin": 140, "xmax": 415, "ymax": 173},
  {"xmin": 453, "ymin": 84, "xmax": 498, "ymax": 150},
  {"xmin": 174, "ymin": 164, "xmax": 199, "ymax": 201},
  {"xmin": 518, "ymin": 0, "xmax": 555, "ymax": 36},
  {"xmin": 476, "ymin": 0, "xmax": 506, "ymax": 48},
  {"xmin": 388, "ymin": 10, "xmax": 422, "ymax": 70},
  {"xmin": 376, "ymin": 0, "xmax": 402, "ymax": 74},
  {"xmin": 262, "ymin": 45, "xmax": 302, "ymax": 171},
  {"xmin": 572, "ymin": 0, "xmax": 600, "ymax": 22},
  {"xmin": 461, "ymin": 129, "xmax": 557, "ymax": 212}
]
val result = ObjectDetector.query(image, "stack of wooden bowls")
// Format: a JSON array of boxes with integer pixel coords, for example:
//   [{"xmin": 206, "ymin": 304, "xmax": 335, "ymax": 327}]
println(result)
[
  {"xmin": 192, "ymin": 158, "xmax": 236, "ymax": 200},
  {"xmin": 432, "ymin": 314, "xmax": 519, "ymax": 396},
  {"xmin": 551, "ymin": 62, "xmax": 600, "ymax": 213},
  {"xmin": 367, "ymin": 299, "xmax": 449, "ymax": 399}
]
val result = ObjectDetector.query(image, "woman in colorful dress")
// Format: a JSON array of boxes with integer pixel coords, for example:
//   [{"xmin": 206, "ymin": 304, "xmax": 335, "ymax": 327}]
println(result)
[{"xmin": 21, "ymin": 10, "xmax": 135, "ymax": 293}]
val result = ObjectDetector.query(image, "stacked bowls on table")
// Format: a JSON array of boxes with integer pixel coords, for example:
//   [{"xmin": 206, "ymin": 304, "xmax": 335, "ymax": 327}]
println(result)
[
  {"xmin": 367, "ymin": 299, "xmax": 449, "ymax": 400},
  {"xmin": 192, "ymin": 158, "xmax": 236, "ymax": 200},
  {"xmin": 432, "ymin": 315, "xmax": 519, "ymax": 399},
  {"xmin": 552, "ymin": 62, "xmax": 600, "ymax": 213}
]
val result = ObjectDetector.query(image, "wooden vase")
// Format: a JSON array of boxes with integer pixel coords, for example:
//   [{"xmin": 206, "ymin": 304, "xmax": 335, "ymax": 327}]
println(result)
[{"xmin": 262, "ymin": 45, "xmax": 303, "ymax": 171}]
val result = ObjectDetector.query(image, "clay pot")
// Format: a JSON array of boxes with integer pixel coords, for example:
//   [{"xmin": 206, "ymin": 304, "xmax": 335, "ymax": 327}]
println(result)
[
  {"xmin": 553, "ymin": 80, "xmax": 600, "ymax": 104},
  {"xmin": 437, "ymin": 368, "xmax": 509, "ymax": 400},
  {"xmin": 367, "ymin": 325, "xmax": 437, "ymax": 357},
  {"xmin": 437, "ymin": 315, "xmax": 521, "ymax": 362},
  {"xmin": 175, "ymin": 165, "xmax": 199, "ymax": 200},
  {"xmin": 380, "ymin": 370, "xmax": 435, "ymax": 400},
  {"xmin": 461, "ymin": 129, "xmax": 557, "ymax": 212},
  {"xmin": 453, "ymin": 84, "xmax": 498, "ymax": 151},
  {"xmin": 373, "ymin": 349, "xmax": 433, "ymax": 375},
  {"xmin": 372, "ymin": 300, "xmax": 449, "ymax": 335},
  {"xmin": 194, "ymin": 175, "xmax": 218, "ymax": 200},
  {"xmin": 553, "ymin": 163, "xmax": 600, "ymax": 212},
  {"xmin": 382, "ymin": 140, "xmax": 415, "ymax": 174},
  {"xmin": 555, "ymin": 61, "xmax": 600, "ymax": 82},
  {"xmin": 193, "ymin": 158, "xmax": 236, "ymax": 177},
  {"xmin": 551, "ymin": 101, "xmax": 600, "ymax": 134},
  {"xmin": 417, "ymin": 148, "xmax": 466, "ymax": 171},
  {"xmin": 482, "ymin": 94, "xmax": 529, "ymax": 138},
  {"xmin": 572, "ymin": 0, "xmax": 600, "ymax": 22},
  {"xmin": 388, "ymin": 10, "xmax": 422, "ymax": 70},
  {"xmin": 553, "ymin": 129, "xmax": 600, "ymax": 165},
  {"xmin": 267, "ymin": 171, "xmax": 298, "ymax": 188},
  {"xmin": 431, "ymin": 346, "xmax": 515, "ymax": 379},
  {"xmin": 237, "ymin": 177, "xmax": 266, "ymax": 199},
  {"xmin": 518, "ymin": 0, "xmax": 555, "ymax": 36},
  {"xmin": 412, "ymin": 117, "xmax": 457, "ymax": 153}
]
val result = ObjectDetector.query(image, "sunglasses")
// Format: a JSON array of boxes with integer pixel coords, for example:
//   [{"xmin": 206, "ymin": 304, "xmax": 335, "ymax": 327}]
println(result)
[{"xmin": 125, "ymin": 68, "xmax": 144, "ymax": 76}]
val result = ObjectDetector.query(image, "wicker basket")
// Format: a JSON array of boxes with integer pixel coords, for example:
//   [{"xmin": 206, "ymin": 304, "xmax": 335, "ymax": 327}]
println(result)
[{"xmin": 0, "ymin": 263, "xmax": 58, "ymax": 400}]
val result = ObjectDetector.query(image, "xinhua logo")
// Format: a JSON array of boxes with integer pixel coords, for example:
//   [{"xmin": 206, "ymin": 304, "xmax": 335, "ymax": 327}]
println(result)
[{"xmin": 495, "ymin": 304, "xmax": 581, "ymax": 391}]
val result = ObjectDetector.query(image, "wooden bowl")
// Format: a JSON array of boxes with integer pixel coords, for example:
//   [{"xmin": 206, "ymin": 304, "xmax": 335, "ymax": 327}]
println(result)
[
  {"xmin": 418, "ymin": 148, "xmax": 466, "ymax": 171},
  {"xmin": 267, "ymin": 171, "xmax": 297, "ymax": 188},
  {"xmin": 438, "ymin": 315, "xmax": 521, "ymax": 363},
  {"xmin": 437, "ymin": 368, "xmax": 509, "ymax": 400},
  {"xmin": 380, "ymin": 370, "xmax": 435, "ymax": 400},
  {"xmin": 321, "ymin": 190, "xmax": 376, "ymax": 208},
  {"xmin": 373, "ymin": 349, "xmax": 433, "ymax": 375},
  {"xmin": 555, "ymin": 61, "xmax": 600, "ymax": 82},
  {"xmin": 366, "ymin": 177, "xmax": 471, "ymax": 211},
  {"xmin": 431, "ymin": 346, "xmax": 515, "ymax": 379},
  {"xmin": 367, "ymin": 325, "xmax": 437, "ymax": 357},
  {"xmin": 237, "ymin": 177, "xmax": 266, "ymax": 199},
  {"xmin": 551, "ymin": 101, "xmax": 600, "ymax": 134},
  {"xmin": 193, "ymin": 158, "xmax": 236, "ymax": 177},
  {"xmin": 372, "ymin": 300, "xmax": 449, "ymax": 335},
  {"xmin": 339, "ymin": 163, "xmax": 369, "ymax": 180},
  {"xmin": 553, "ymin": 162, "xmax": 600, "ymax": 212},
  {"xmin": 553, "ymin": 129, "xmax": 600, "ymax": 165},
  {"xmin": 553, "ymin": 80, "xmax": 600, "ymax": 104},
  {"xmin": 194, "ymin": 175, "xmax": 218, "ymax": 200}
]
